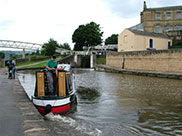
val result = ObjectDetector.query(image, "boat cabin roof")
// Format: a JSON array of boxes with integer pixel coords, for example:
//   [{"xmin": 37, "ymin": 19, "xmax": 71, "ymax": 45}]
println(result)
[{"xmin": 57, "ymin": 64, "xmax": 71, "ymax": 72}]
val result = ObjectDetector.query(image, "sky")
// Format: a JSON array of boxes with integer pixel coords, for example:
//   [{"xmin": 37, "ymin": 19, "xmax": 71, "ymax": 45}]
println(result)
[{"xmin": 0, "ymin": 0, "xmax": 182, "ymax": 50}]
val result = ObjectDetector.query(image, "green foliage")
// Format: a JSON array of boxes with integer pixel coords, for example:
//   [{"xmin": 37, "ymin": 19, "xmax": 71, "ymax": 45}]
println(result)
[
  {"xmin": 10, "ymin": 55, "xmax": 17, "ymax": 59},
  {"xmin": 72, "ymin": 22, "xmax": 103, "ymax": 51},
  {"xmin": 36, "ymin": 50, "xmax": 40, "ymax": 55},
  {"xmin": 105, "ymin": 34, "xmax": 119, "ymax": 45},
  {"xmin": 97, "ymin": 57, "xmax": 106, "ymax": 64},
  {"xmin": 59, "ymin": 42, "xmax": 71, "ymax": 50},
  {"xmin": 30, "ymin": 55, "xmax": 37, "ymax": 59},
  {"xmin": 41, "ymin": 38, "xmax": 59, "ymax": 56},
  {"xmin": 0, "ymin": 52, "xmax": 5, "ymax": 60},
  {"xmin": 169, "ymin": 45, "xmax": 182, "ymax": 49}
]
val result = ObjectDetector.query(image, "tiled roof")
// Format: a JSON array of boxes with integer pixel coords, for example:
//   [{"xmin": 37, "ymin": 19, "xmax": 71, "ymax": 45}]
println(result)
[
  {"xmin": 129, "ymin": 23, "xmax": 144, "ymax": 31},
  {"xmin": 146, "ymin": 5, "xmax": 182, "ymax": 11},
  {"xmin": 128, "ymin": 29, "xmax": 170, "ymax": 39}
]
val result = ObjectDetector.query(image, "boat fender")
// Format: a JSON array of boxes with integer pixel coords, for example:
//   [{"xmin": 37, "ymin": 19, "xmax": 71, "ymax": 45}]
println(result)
[{"xmin": 45, "ymin": 104, "xmax": 52, "ymax": 114}]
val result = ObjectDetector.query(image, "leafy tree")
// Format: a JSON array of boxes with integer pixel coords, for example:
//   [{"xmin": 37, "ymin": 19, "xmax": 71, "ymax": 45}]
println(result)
[
  {"xmin": 59, "ymin": 43, "xmax": 71, "ymax": 50},
  {"xmin": 105, "ymin": 34, "xmax": 119, "ymax": 45},
  {"xmin": 10, "ymin": 55, "xmax": 17, "ymax": 60},
  {"xmin": 0, "ymin": 52, "xmax": 5, "ymax": 60},
  {"xmin": 41, "ymin": 38, "xmax": 59, "ymax": 56},
  {"xmin": 72, "ymin": 22, "xmax": 103, "ymax": 51},
  {"xmin": 36, "ymin": 50, "xmax": 40, "ymax": 55}
]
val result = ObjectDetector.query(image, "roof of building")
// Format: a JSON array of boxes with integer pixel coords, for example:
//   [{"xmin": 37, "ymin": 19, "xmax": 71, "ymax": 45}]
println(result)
[
  {"xmin": 146, "ymin": 5, "xmax": 182, "ymax": 11},
  {"xmin": 128, "ymin": 29, "xmax": 170, "ymax": 39},
  {"xmin": 129, "ymin": 23, "xmax": 144, "ymax": 31}
]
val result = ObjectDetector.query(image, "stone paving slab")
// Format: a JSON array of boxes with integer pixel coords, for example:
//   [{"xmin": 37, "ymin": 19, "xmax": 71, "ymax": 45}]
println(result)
[{"xmin": 0, "ymin": 68, "xmax": 53, "ymax": 136}]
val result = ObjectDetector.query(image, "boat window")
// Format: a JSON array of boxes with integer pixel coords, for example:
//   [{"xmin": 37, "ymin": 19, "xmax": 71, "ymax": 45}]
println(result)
[{"xmin": 66, "ymin": 73, "xmax": 73, "ymax": 92}]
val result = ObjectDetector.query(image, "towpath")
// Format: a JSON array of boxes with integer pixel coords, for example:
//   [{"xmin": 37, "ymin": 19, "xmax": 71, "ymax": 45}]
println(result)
[{"xmin": 0, "ymin": 68, "xmax": 52, "ymax": 136}]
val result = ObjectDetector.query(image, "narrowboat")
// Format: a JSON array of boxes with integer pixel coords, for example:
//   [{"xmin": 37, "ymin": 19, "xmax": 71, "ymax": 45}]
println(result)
[{"xmin": 32, "ymin": 64, "xmax": 77, "ymax": 116}]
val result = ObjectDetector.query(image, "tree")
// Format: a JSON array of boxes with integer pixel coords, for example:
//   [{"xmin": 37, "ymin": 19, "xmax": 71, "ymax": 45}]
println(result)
[
  {"xmin": 36, "ymin": 50, "xmax": 40, "ymax": 55},
  {"xmin": 41, "ymin": 38, "xmax": 59, "ymax": 56},
  {"xmin": 0, "ymin": 52, "xmax": 5, "ymax": 60},
  {"xmin": 105, "ymin": 34, "xmax": 119, "ymax": 45},
  {"xmin": 59, "ymin": 43, "xmax": 71, "ymax": 50},
  {"xmin": 72, "ymin": 22, "xmax": 103, "ymax": 51}
]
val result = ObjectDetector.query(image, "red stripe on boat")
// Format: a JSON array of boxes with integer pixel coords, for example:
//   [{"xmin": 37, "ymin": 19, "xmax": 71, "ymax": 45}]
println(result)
[
  {"xmin": 52, "ymin": 104, "xmax": 70, "ymax": 114},
  {"xmin": 36, "ymin": 104, "xmax": 70, "ymax": 115}
]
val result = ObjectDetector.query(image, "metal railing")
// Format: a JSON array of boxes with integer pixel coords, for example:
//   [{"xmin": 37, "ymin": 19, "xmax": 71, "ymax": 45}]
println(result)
[{"xmin": 0, "ymin": 40, "xmax": 42, "ymax": 50}]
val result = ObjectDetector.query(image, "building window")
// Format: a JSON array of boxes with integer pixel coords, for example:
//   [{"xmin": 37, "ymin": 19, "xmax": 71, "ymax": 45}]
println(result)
[
  {"xmin": 154, "ymin": 26, "xmax": 162, "ymax": 33},
  {"xmin": 164, "ymin": 26, "xmax": 172, "ymax": 32},
  {"xmin": 168, "ymin": 42, "xmax": 171, "ymax": 48},
  {"xmin": 166, "ymin": 12, "xmax": 171, "ymax": 20},
  {"xmin": 149, "ymin": 39, "xmax": 153, "ymax": 48},
  {"xmin": 156, "ymin": 13, "xmax": 161, "ymax": 20},
  {"xmin": 174, "ymin": 25, "xmax": 182, "ymax": 30},
  {"xmin": 176, "ymin": 12, "xmax": 182, "ymax": 20}
]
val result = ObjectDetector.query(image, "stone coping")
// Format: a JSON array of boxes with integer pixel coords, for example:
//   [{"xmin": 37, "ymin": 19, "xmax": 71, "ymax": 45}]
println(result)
[
  {"xmin": 95, "ymin": 64, "xmax": 182, "ymax": 80},
  {"xmin": 13, "ymin": 73, "xmax": 53, "ymax": 136}
]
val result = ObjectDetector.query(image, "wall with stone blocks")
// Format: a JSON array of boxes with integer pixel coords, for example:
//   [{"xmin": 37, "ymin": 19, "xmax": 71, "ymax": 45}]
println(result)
[{"xmin": 106, "ymin": 49, "xmax": 182, "ymax": 73}]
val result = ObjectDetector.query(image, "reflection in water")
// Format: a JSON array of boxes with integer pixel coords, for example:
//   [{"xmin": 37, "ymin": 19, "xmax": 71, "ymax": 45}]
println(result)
[{"xmin": 17, "ymin": 69, "xmax": 182, "ymax": 136}]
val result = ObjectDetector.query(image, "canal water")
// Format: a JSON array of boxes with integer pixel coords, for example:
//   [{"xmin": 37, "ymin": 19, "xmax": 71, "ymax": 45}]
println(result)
[{"xmin": 17, "ymin": 69, "xmax": 182, "ymax": 136}]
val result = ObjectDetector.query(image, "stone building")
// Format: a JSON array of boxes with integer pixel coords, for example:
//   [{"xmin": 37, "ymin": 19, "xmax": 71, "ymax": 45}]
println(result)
[
  {"xmin": 118, "ymin": 28, "xmax": 172, "ymax": 52},
  {"xmin": 140, "ymin": 1, "xmax": 182, "ymax": 45}
]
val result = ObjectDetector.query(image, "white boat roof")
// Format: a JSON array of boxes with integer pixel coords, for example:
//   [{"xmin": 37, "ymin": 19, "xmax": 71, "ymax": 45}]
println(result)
[{"xmin": 57, "ymin": 64, "xmax": 71, "ymax": 72}]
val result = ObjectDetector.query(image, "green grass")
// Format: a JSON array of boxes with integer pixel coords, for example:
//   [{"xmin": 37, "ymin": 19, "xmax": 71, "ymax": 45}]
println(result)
[
  {"xmin": 17, "ymin": 56, "xmax": 61, "ymax": 68},
  {"xmin": 97, "ymin": 57, "xmax": 106, "ymax": 65},
  {"xmin": 16, "ymin": 60, "xmax": 45, "ymax": 66},
  {"xmin": 25, "ymin": 62, "xmax": 47, "ymax": 68}
]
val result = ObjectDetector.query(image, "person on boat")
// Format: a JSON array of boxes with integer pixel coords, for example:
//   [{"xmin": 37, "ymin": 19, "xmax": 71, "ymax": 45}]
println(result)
[{"xmin": 45, "ymin": 55, "xmax": 58, "ymax": 95}]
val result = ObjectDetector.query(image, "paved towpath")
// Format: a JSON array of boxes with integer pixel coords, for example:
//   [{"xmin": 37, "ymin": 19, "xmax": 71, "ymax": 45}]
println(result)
[
  {"xmin": 0, "ymin": 68, "xmax": 52, "ymax": 136},
  {"xmin": 0, "ymin": 68, "xmax": 23, "ymax": 136}
]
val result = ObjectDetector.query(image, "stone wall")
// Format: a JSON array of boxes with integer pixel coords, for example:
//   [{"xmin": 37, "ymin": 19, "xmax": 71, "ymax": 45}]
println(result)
[{"xmin": 106, "ymin": 49, "xmax": 182, "ymax": 73}]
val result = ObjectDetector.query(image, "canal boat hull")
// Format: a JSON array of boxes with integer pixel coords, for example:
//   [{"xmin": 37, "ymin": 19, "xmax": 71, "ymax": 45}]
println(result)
[
  {"xmin": 32, "ymin": 94, "xmax": 77, "ymax": 115},
  {"xmin": 32, "ymin": 64, "xmax": 77, "ymax": 116}
]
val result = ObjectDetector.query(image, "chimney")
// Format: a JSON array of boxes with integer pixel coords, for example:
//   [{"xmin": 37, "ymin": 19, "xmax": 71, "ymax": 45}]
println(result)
[{"xmin": 143, "ymin": 1, "xmax": 147, "ymax": 10}]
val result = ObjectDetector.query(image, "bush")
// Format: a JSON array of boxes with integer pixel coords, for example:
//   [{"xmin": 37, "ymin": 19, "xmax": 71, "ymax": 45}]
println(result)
[{"xmin": 97, "ymin": 57, "xmax": 106, "ymax": 64}]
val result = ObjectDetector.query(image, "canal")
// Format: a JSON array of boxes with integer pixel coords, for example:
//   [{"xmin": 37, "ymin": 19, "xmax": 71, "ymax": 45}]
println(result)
[{"xmin": 17, "ymin": 69, "xmax": 182, "ymax": 136}]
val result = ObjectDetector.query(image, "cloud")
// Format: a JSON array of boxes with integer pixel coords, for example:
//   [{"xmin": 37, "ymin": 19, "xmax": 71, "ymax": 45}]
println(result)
[
  {"xmin": 0, "ymin": 20, "xmax": 14, "ymax": 31},
  {"xmin": 146, "ymin": 0, "xmax": 182, "ymax": 8},
  {"xmin": 99, "ymin": 0, "xmax": 182, "ymax": 18},
  {"xmin": 99, "ymin": 0, "xmax": 144, "ymax": 18},
  {"xmin": 0, "ymin": 0, "xmax": 181, "ymax": 49}
]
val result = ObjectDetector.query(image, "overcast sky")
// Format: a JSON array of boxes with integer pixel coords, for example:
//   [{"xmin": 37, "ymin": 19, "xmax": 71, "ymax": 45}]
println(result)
[{"xmin": 0, "ymin": 0, "xmax": 181, "ymax": 49}]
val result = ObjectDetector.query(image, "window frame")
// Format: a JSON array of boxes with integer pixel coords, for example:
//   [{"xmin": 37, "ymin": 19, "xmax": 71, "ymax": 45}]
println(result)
[
  {"xmin": 156, "ymin": 13, "xmax": 161, "ymax": 20},
  {"xmin": 154, "ymin": 25, "xmax": 162, "ymax": 33},
  {"xmin": 166, "ymin": 12, "xmax": 171, "ymax": 20},
  {"xmin": 176, "ymin": 12, "xmax": 182, "ymax": 20},
  {"xmin": 164, "ymin": 26, "xmax": 172, "ymax": 32}
]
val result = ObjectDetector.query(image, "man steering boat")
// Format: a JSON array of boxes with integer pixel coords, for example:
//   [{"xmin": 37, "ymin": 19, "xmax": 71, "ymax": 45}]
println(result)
[{"xmin": 45, "ymin": 55, "xmax": 58, "ymax": 95}]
